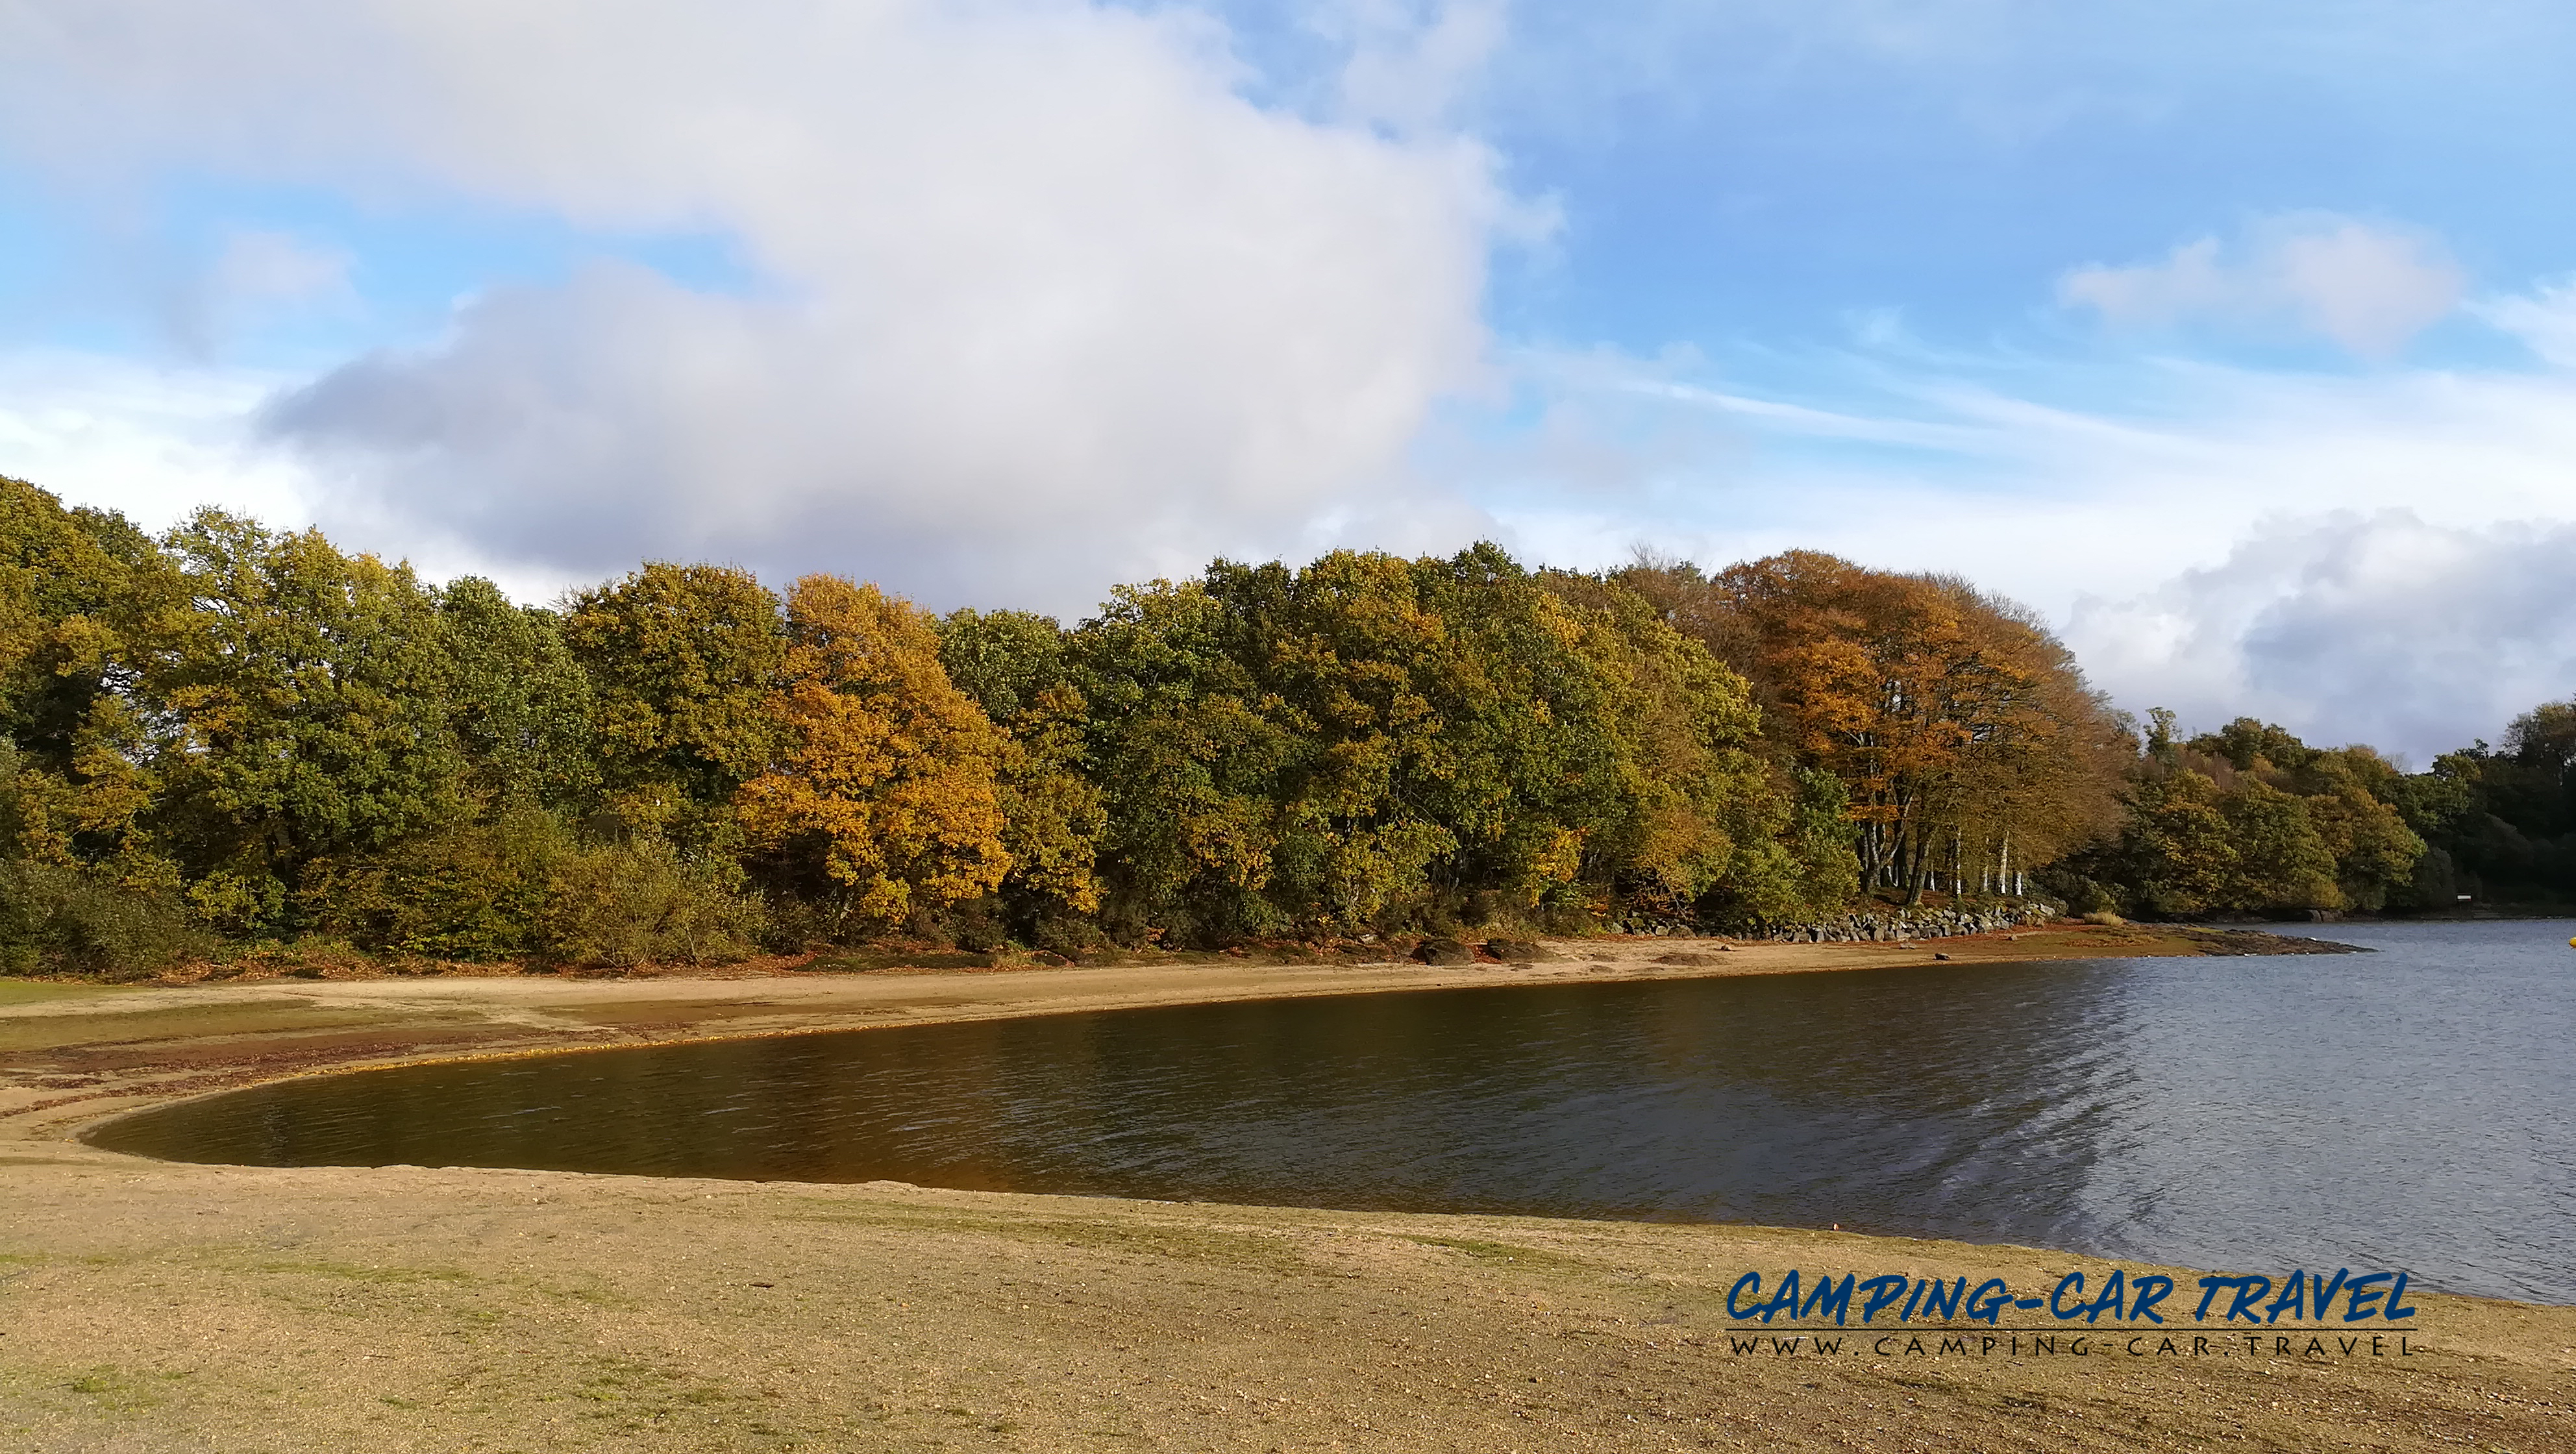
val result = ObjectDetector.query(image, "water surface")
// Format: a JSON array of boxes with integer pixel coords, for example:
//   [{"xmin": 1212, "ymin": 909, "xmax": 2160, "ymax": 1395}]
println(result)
[{"xmin": 93, "ymin": 920, "xmax": 2576, "ymax": 1301}]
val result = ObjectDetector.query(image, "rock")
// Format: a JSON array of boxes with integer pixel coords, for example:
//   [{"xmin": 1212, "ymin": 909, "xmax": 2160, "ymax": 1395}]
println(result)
[
  {"xmin": 1485, "ymin": 939, "xmax": 1553, "ymax": 963},
  {"xmin": 1412, "ymin": 937, "xmax": 1478, "ymax": 966},
  {"xmin": 1933, "ymin": 952, "xmax": 1952, "ymax": 961}
]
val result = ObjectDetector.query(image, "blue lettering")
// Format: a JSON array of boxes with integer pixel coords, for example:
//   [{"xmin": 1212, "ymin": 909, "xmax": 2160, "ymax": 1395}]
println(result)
[
  {"xmin": 1857, "ymin": 1274, "xmax": 1910, "ymax": 1324},
  {"xmin": 1966, "ymin": 1279, "xmax": 2011, "ymax": 1325},
  {"xmin": 1918, "ymin": 1277, "xmax": 1964, "ymax": 1321},
  {"xmin": 2225, "ymin": 1276, "xmax": 2273, "ymax": 1323},
  {"xmin": 2342, "ymin": 1273, "xmax": 2392, "ymax": 1323},
  {"xmin": 2384, "ymin": 1272, "xmax": 2416, "ymax": 1321},
  {"xmin": 2048, "ymin": 1272, "xmax": 2088, "ymax": 1320},
  {"xmin": 2309, "ymin": 1268, "xmax": 2351, "ymax": 1318},
  {"xmin": 1800, "ymin": 1274, "xmax": 1855, "ymax": 1325},
  {"xmin": 1726, "ymin": 1272, "xmax": 1764, "ymax": 1319},
  {"xmin": 2193, "ymin": 1275, "xmax": 2238, "ymax": 1320},
  {"xmin": 1758, "ymin": 1270, "xmax": 1803, "ymax": 1324},
  {"xmin": 2264, "ymin": 1270, "xmax": 2307, "ymax": 1324},
  {"xmin": 2083, "ymin": 1270, "xmax": 2129, "ymax": 1324},
  {"xmin": 2130, "ymin": 1275, "xmax": 2174, "ymax": 1324}
]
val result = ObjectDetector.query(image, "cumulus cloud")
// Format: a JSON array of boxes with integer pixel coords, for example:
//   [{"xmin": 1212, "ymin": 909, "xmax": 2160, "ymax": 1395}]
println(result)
[
  {"xmin": 2063, "ymin": 512, "xmax": 2576, "ymax": 761},
  {"xmin": 2059, "ymin": 214, "xmax": 2464, "ymax": 356},
  {"xmin": 0, "ymin": 1, "xmax": 1517, "ymax": 610}
]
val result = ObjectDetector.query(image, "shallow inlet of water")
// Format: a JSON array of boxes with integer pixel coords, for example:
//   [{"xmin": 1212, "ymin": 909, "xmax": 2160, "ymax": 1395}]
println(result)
[{"xmin": 92, "ymin": 920, "xmax": 2576, "ymax": 1303}]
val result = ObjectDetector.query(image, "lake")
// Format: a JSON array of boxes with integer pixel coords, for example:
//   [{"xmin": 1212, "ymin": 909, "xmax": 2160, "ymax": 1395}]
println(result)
[{"xmin": 89, "ymin": 919, "xmax": 2576, "ymax": 1302}]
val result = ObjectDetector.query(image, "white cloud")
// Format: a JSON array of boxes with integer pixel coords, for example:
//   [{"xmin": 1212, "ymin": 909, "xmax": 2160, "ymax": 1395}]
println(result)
[
  {"xmin": 0, "ymin": 351, "xmax": 317, "ymax": 532},
  {"xmin": 2064, "ymin": 512, "xmax": 2576, "ymax": 761},
  {"xmin": 0, "ymin": 1, "xmax": 1517, "ymax": 611},
  {"xmin": 0, "ymin": 349, "xmax": 574, "ymax": 597},
  {"xmin": 1466, "ymin": 297, "xmax": 2576, "ymax": 757},
  {"xmin": 2059, "ymin": 214, "xmax": 2465, "ymax": 356},
  {"xmin": 1328, "ymin": 0, "xmax": 1508, "ymax": 134},
  {"xmin": 2472, "ymin": 275, "xmax": 2576, "ymax": 369}
]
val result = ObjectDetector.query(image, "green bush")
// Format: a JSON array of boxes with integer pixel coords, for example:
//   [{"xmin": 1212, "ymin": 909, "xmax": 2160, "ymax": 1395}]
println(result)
[
  {"xmin": 299, "ymin": 808, "xmax": 568, "ymax": 958},
  {"xmin": 0, "ymin": 860, "xmax": 211, "ymax": 978},
  {"xmin": 536, "ymin": 840, "xmax": 765, "ymax": 968}
]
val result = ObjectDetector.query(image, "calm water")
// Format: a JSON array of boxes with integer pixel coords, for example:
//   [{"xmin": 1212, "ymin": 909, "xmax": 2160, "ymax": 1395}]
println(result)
[{"xmin": 92, "ymin": 920, "xmax": 2576, "ymax": 1301}]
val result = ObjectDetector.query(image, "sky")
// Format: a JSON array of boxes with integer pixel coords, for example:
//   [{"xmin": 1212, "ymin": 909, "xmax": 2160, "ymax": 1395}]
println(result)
[{"xmin": 4, "ymin": 0, "xmax": 2574, "ymax": 763}]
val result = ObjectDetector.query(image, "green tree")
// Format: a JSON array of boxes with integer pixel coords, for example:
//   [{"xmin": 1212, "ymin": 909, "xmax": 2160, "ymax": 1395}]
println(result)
[
  {"xmin": 0, "ymin": 477, "xmax": 186, "ymax": 879},
  {"xmin": 561, "ymin": 563, "xmax": 786, "ymax": 850},
  {"xmin": 937, "ymin": 610, "xmax": 1106, "ymax": 939},
  {"xmin": 439, "ymin": 578, "xmax": 597, "ymax": 811},
  {"xmin": 145, "ymin": 511, "xmax": 464, "ymax": 931}
]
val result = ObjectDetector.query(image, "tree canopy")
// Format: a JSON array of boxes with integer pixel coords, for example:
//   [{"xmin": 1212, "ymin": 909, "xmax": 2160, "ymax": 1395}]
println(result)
[{"xmin": 2, "ymin": 473, "xmax": 2547, "ymax": 977}]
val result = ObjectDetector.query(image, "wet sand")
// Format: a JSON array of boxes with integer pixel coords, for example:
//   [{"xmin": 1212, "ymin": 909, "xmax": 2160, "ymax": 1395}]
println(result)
[{"xmin": 3, "ymin": 926, "xmax": 2567, "ymax": 1451}]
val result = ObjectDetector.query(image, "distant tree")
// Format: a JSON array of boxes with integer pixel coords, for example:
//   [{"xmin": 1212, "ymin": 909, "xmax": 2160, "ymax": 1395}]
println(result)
[
  {"xmin": 2390, "ymin": 698, "xmax": 2576, "ymax": 906},
  {"xmin": 2066, "ymin": 717, "xmax": 2427, "ymax": 917}
]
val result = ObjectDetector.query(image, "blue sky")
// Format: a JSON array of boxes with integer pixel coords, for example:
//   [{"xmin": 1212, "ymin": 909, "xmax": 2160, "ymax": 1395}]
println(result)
[{"xmin": 4, "ymin": 1, "xmax": 2574, "ymax": 759}]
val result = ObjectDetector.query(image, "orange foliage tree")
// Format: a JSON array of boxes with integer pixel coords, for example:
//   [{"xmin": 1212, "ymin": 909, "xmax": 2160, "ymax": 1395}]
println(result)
[
  {"xmin": 1627, "ymin": 550, "xmax": 2126, "ymax": 904},
  {"xmin": 737, "ymin": 576, "xmax": 1009, "ymax": 930}
]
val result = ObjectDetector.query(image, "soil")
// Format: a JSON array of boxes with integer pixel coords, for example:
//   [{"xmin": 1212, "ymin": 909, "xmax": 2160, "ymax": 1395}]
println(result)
[{"xmin": 4, "ymin": 924, "xmax": 2568, "ymax": 1453}]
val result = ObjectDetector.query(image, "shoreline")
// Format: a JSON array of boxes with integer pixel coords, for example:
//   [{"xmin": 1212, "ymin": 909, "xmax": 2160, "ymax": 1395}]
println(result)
[
  {"xmin": 7, "ymin": 924, "xmax": 2573, "ymax": 1451},
  {"xmin": 4, "ymin": 922, "xmax": 2340, "ymax": 1147}
]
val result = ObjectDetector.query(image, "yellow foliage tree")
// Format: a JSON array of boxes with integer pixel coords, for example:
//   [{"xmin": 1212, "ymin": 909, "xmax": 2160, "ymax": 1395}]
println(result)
[{"xmin": 737, "ymin": 576, "xmax": 1009, "ymax": 928}]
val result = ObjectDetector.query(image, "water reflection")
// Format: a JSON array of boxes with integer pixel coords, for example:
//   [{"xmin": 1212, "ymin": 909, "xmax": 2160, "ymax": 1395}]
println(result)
[{"xmin": 92, "ymin": 922, "xmax": 2576, "ymax": 1302}]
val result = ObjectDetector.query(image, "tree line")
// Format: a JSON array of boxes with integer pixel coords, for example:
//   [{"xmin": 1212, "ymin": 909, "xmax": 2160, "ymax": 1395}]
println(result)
[{"xmin": 3, "ymin": 476, "xmax": 2566, "ymax": 975}]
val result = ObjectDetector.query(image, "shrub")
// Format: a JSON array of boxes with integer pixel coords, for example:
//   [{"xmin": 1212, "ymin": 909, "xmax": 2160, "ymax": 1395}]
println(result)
[
  {"xmin": 536, "ymin": 841, "xmax": 765, "ymax": 968},
  {"xmin": 0, "ymin": 860, "xmax": 212, "ymax": 978},
  {"xmin": 299, "ymin": 808, "xmax": 567, "ymax": 959}
]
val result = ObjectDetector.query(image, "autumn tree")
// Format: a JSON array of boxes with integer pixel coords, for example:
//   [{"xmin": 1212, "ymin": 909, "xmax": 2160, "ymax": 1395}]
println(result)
[
  {"xmin": 738, "ymin": 576, "xmax": 1010, "ymax": 933},
  {"xmin": 1066, "ymin": 544, "xmax": 1839, "ymax": 942},
  {"xmin": 1626, "ymin": 551, "xmax": 2125, "ymax": 904},
  {"xmin": 2059, "ymin": 718, "xmax": 2427, "ymax": 916},
  {"xmin": 0, "ymin": 477, "xmax": 184, "ymax": 879}
]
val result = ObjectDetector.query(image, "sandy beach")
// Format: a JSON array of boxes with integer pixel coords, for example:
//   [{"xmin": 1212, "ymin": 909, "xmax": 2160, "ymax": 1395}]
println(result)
[{"xmin": 3, "ymin": 926, "xmax": 2570, "ymax": 1451}]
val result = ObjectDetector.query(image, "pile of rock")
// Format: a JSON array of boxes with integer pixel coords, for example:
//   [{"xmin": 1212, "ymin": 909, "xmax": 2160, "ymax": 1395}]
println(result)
[{"xmin": 1752, "ymin": 902, "xmax": 2061, "ymax": 944}]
